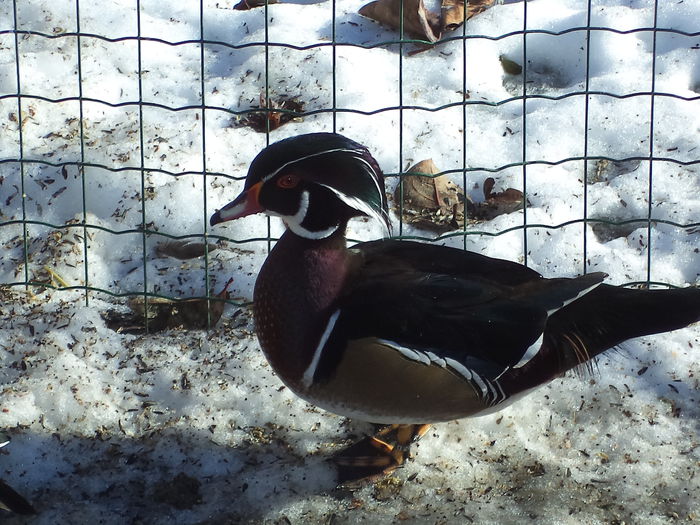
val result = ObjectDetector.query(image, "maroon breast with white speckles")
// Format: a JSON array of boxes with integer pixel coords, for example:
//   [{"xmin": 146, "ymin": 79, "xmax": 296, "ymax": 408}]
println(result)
[{"xmin": 253, "ymin": 230, "xmax": 350, "ymax": 390}]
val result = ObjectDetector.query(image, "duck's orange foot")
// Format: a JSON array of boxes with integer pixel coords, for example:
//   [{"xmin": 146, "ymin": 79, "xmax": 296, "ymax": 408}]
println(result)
[{"xmin": 332, "ymin": 423, "xmax": 431, "ymax": 487}]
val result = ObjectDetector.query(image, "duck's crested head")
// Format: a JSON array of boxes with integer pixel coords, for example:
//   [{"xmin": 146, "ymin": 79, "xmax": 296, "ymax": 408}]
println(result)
[{"xmin": 210, "ymin": 133, "xmax": 389, "ymax": 239}]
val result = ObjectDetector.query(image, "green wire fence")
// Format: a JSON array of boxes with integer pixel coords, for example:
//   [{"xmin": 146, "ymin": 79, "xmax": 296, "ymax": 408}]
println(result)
[{"xmin": 1, "ymin": 0, "xmax": 699, "ymax": 328}]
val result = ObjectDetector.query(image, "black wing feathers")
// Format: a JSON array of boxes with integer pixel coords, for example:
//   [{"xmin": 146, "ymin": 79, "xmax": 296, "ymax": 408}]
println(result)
[
  {"xmin": 313, "ymin": 239, "xmax": 700, "ymax": 393},
  {"xmin": 314, "ymin": 241, "xmax": 606, "ymax": 384}
]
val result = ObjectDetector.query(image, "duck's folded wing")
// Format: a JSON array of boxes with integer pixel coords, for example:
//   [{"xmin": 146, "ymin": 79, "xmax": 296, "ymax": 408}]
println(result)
[
  {"xmin": 311, "ymin": 247, "xmax": 605, "ymax": 385},
  {"xmin": 354, "ymin": 239, "xmax": 544, "ymax": 285}
]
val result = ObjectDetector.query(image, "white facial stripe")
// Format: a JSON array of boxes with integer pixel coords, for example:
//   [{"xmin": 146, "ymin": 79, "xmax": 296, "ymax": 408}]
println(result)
[
  {"xmin": 260, "ymin": 148, "xmax": 385, "ymax": 210},
  {"xmin": 493, "ymin": 366, "xmax": 509, "ymax": 382},
  {"xmin": 291, "ymin": 189, "xmax": 310, "ymax": 224},
  {"xmin": 261, "ymin": 148, "xmax": 364, "ymax": 184},
  {"xmin": 259, "ymin": 146, "xmax": 388, "ymax": 235},
  {"xmin": 303, "ymin": 309, "xmax": 341, "ymax": 387},
  {"xmin": 319, "ymin": 184, "xmax": 389, "ymax": 233},
  {"xmin": 351, "ymin": 154, "xmax": 384, "ymax": 204},
  {"xmin": 319, "ymin": 185, "xmax": 376, "ymax": 216},
  {"xmin": 278, "ymin": 189, "xmax": 339, "ymax": 240}
]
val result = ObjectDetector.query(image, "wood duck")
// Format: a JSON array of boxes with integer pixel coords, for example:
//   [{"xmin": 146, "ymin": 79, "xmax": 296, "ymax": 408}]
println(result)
[{"xmin": 211, "ymin": 132, "xmax": 700, "ymax": 483}]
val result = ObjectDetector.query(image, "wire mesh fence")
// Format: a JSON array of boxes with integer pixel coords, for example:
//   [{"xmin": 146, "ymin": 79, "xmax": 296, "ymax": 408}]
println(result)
[{"xmin": 1, "ymin": 0, "xmax": 699, "ymax": 327}]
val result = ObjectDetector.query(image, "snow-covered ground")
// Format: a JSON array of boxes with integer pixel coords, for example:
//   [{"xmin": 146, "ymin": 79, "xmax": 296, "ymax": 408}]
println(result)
[{"xmin": 1, "ymin": 0, "xmax": 699, "ymax": 523}]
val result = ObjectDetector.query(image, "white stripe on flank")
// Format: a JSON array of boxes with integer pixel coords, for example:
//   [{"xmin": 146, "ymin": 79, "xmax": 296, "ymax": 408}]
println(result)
[
  {"xmin": 442, "ymin": 356, "xmax": 472, "ymax": 380},
  {"xmin": 494, "ymin": 380, "xmax": 507, "ymax": 405},
  {"xmin": 513, "ymin": 332, "xmax": 544, "ymax": 369},
  {"xmin": 303, "ymin": 310, "xmax": 341, "ymax": 387},
  {"xmin": 546, "ymin": 280, "xmax": 604, "ymax": 316},
  {"xmin": 377, "ymin": 338, "xmax": 431, "ymax": 365},
  {"xmin": 425, "ymin": 351, "xmax": 446, "ymax": 368},
  {"xmin": 515, "ymin": 279, "xmax": 603, "ymax": 369},
  {"xmin": 377, "ymin": 339, "xmax": 497, "ymax": 401}
]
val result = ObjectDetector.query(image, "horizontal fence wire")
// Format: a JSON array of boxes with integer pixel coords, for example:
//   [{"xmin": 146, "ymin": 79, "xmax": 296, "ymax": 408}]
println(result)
[{"xmin": 2, "ymin": 0, "xmax": 699, "ymax": 323}]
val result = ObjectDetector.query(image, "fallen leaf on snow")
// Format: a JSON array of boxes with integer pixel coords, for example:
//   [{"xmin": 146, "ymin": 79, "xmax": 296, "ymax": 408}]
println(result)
[
  {"xmin": 233, "ymin": 0, "xmax": 278, "ymax": 10},
  {"xmin": 234, "ymin": 93, "xmax": 304, "ymax": 133},
  {"xmin": 466, "ymin": 176, "xmax": 525, "ymax": 220},
  {"xmin": 359, "ymin": 0, "xmax": 440, "ymax": 42},
  {"xmin": 359, "ymin": 0, "xmax": 498, "ymax": 44},
  {"xmin": 394, "ymin": 159, "xmax": 467, "ymax": 232},
  {"xmin": 442, "ymin": 0, "xmax": 497, "ymax": 30}
]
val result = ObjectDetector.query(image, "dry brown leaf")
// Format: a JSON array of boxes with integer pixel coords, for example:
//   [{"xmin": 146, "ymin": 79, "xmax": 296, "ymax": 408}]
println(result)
[
  {"xmin": 233, "ymin": 0, "xmax": 278, "ymax": 10},
  {"xmin": 399, "ymin": 159, "xmax": 441, "ymax": 208},
  {"xmin": 466, "ymin": 0, "xmax": 497, "ymax": 19},
  {"xmin": 394, "ymin": 159, "xmax": 467, "ymax": 232},
  {"xmin": 483, "ymin": 177, "xmax": 523, "ymax": 203},
  {"xmin": 442, "ymin": 0, "xmax": 498, "ymax": 31},
  {"xmin": 441, "ymin": 0, "xmax": 465, "ymax": 30},
  {"xmin": 359, "ymin": 0, "xmax": 440, "ymax": 42},
  {"xmin": 360, "ymin": 0, "xmax": 497, "ymax": 45},
  {"xmin": 434, "ymin": 173, "xmax": 462, "ymax": 210},
  {"xmin": 234, "ymin": 93, "xmax": 304, "ymax": 133},
  {"xmin": 466, "ymin": 177, "xmax": 525, "ymax": 221}
]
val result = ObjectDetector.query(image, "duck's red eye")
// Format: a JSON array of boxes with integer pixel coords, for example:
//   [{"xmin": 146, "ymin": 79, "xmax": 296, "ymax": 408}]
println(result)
[{"xmin": 276, "ymin": 173, "xmax": 300, "ymax": 189}]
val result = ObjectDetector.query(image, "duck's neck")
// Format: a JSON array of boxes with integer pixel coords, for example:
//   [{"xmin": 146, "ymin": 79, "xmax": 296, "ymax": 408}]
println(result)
[{"xmin": 253, "ymin": 227, "xmax": 351, "ymax": 385}]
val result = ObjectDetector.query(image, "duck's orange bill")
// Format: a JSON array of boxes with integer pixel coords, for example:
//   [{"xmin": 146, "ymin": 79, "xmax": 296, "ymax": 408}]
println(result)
[{"xmin": 210, "ymin": 181, "xmax": 263, "ymax": 226}]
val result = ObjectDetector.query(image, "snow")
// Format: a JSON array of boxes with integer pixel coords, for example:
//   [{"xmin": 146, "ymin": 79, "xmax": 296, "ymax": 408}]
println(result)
[{"xmin": 1, "ymin": 0, "xmax": 699, "ymax": 523}]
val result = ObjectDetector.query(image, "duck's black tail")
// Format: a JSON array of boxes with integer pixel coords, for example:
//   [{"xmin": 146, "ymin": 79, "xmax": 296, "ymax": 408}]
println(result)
[
  {"xmin": 522, "ymin": 284, "xmax": 700, "ymax": 385},
  {"xmin": 561, "ymin": 284, "xmax": 700, "ymax": 349}
]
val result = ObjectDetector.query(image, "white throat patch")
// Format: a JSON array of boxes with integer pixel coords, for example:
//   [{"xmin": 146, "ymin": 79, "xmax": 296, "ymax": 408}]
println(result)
[{"xmin": 281, "ymin": 190, "xmax": 339, "ymax": 239}]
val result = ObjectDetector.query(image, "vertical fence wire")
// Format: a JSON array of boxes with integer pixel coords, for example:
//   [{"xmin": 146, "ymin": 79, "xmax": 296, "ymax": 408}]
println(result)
[
  {"xmin": 461, "ymin": 4, "xmax": 468, "ymax": 251},
  {"xmin": 397, "ymin": 0, "xmax": 405, "ymax": 238},
  {"xmin": 520, "ymin": 0, "xmax": 529, "ymax": 267},
  {"xmin": 264, "ymin": 2, "xmax": 273, "ymax": 254},
  {"xmin": 582, "ymin": 0, "xmax": 593, "ymax": 276},
  {"xmin": 199, "ymin": 0, "xmax": 213, "ymax": 326},
  {"xmin": 332, "ymin": 0, "xmax": 338, "ymax": 133},
  {"xmin": 135, "ymin": 0, "xmax": 150, "ymax": 330},
  {"xmin": 646, "ymin": 0, "xmax": 659, "ymax": 286},
  {"xmin": 74, "ymin": 0, "xmax": 90, "ymax": 305},
  {"xmin": 11, "ymin": 0, "xmax": 30, "ymax": 289}
]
